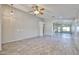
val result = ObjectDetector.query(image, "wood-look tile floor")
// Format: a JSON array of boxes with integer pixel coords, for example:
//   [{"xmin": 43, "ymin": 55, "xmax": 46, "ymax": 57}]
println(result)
[{"xmin": 0, "ymin": 33, "xmax": 79, "ymax": 55}]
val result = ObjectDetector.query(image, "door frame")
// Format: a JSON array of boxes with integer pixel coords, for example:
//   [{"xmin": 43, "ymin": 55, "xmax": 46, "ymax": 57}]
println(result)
[{"xmin": 0, "ymin": 19, "xmax": 1, "ymax": 50}]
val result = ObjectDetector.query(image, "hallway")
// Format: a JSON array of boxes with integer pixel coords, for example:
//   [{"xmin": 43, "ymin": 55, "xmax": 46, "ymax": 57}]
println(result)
[{"xmin": 0, "ymin": 33, "xmax": 79, "ymax": 55}]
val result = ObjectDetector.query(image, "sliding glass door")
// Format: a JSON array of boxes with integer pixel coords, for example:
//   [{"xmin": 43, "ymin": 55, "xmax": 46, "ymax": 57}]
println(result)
[
  {"xmin": 62, "ymin": 26, "xmax": 71, "ymax": 33},
  {"xmin": 53, "ymin": 23, "xmax": 72, "ymax": 33}
]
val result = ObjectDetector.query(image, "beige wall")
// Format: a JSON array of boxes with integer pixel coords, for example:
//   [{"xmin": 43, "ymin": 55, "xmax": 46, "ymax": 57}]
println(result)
[{"xmin": 2, "ymin": 5, "xmax": 40, "ymax": 43}]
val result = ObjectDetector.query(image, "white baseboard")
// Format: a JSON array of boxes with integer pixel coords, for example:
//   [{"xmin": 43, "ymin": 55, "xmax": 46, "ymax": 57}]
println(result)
[{"xmin": 2, "ymin": 35, "xmax": 39, "ymax": 44}]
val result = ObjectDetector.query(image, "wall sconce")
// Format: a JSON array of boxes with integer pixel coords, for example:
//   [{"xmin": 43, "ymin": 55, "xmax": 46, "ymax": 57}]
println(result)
[{"xmin": 10, "ymin": 4, "xmax": 14, "ymax": 15}]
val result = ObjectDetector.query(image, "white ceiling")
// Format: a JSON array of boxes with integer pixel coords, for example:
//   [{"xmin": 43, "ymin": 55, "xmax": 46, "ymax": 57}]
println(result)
[
  {"xmin": 44, "ymin": 4, "xmax": 79, "ymax": 18},
  {"xmin": 12, "ymin": 4, "xmax": 79, "ymax": 20}
]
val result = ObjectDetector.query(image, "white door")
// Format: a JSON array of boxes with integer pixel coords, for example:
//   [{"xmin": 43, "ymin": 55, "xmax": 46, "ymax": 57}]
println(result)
[{"xmin": 39, "ymin": 22, "xmax": 44, "ymax": 36}]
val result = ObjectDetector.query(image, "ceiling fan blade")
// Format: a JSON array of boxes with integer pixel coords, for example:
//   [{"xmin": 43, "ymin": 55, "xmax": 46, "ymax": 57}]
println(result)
[
  {"xmin": 40, "ymin": 8, "xmax": 45, "ymax": 10},
  {"xmin": 39, "ymin": 12, "xmax": 43, "ymax": 15}
]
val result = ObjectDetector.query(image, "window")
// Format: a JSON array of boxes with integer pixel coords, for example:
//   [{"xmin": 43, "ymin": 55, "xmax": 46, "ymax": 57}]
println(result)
[
  {"xmin": 76, "ymin": 26, "xmax": 79, "ymax": 32},
  {"xmin": 62, "ymin": 27, "xmax": 70, "ymax": 32}
]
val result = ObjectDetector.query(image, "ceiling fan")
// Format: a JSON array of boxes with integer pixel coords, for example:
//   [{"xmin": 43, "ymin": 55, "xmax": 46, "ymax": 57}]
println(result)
[{"xmin": 29, "ymin": 5, "xmax": 45, "ymax": 15}]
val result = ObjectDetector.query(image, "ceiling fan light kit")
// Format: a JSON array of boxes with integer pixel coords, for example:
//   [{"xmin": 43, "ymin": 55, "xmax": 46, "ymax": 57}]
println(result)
[{"xmin": 34, "ymin": 10, "xmax": 40, "ymax": 15}]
